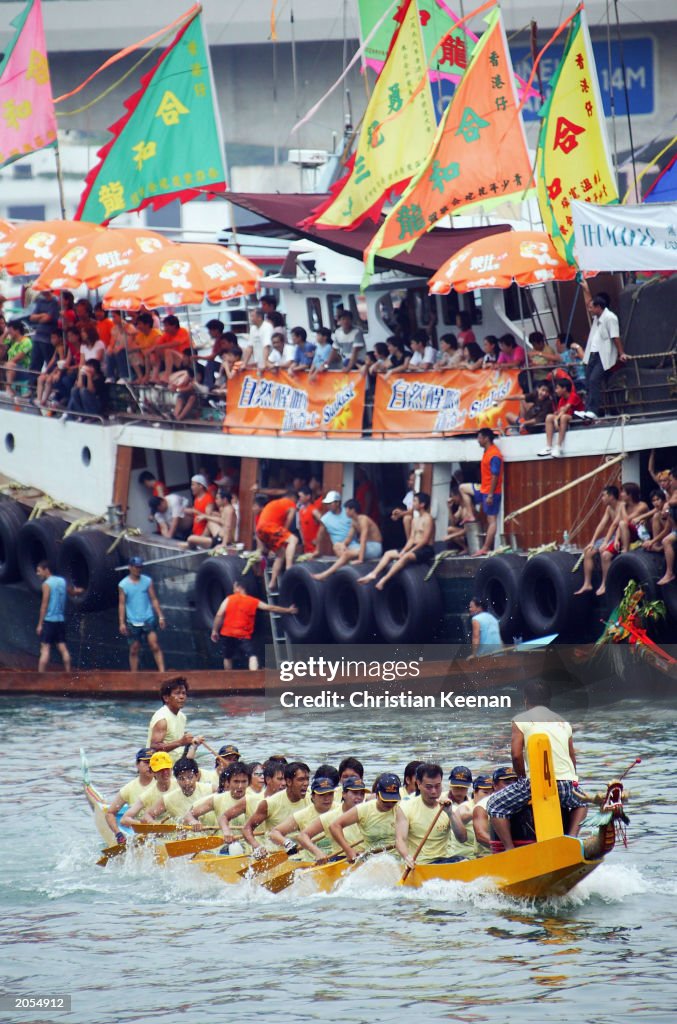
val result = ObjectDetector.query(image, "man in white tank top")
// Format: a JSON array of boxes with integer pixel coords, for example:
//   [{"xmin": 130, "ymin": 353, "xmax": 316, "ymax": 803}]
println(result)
[{"xmin": 487, "ymin": 680, "xmax": 587, "ymax": 850}]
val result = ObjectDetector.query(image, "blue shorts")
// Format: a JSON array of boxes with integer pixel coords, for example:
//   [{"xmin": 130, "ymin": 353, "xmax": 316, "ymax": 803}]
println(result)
[
  {"xmin": 472, "ymin": 487, "xmax": 501, "ymax": 517},
  {"xmin": 126, "ymin": 618, "xmax": 158, "ymax": 643},
  {"xmin": 348, "ymin": 540, "xmax": 383, "ymax": 559}
]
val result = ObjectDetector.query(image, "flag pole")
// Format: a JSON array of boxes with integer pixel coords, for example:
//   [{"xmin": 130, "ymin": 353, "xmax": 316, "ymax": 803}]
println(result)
[{"xmin": 53, "ymin": 137, "xmax": 68, "ymax": 219}]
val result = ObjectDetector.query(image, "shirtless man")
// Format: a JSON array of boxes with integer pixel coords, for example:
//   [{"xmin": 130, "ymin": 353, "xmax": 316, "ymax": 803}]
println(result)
[
  {"xmin": 574, "ymin": 486, "xmax": 621, "ymax": 596},
  {"xmin": 311, "ymin": 499, "xmax": 383, "ymax": 580},
  {"xmin": 657, "ymin": 467, "xmax": 677, "ymax": 586},
  {"xmin": 593, "ymin": 482, "xmax": 649, "ymax": 596},
  {"xmin": 358, "ymin": 492, "xmax": 435, "ymax": 590}
]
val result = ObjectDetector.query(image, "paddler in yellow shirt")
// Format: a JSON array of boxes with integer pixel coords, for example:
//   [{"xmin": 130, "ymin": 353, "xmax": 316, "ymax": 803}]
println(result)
[
  {"xmin": 444, "ymin": 765, "xmax": 476, "ymax": 858},
  {"xmin": 395, "ymin": 763, "xmax": 467, "ymax": 869},
  {"xmin": 144, "ymin": 757, "xmax": 215, "ymax": 826},
  {"xmin": 218, "ymin": 759, "xmax": 286, "ymax": 843},
  {"xmin": 104, "ymin": 747, "xmax": 156, "ymax": 837},
  {"xmin": 242, "ymin": 761, "xmax": 310, "ymax": 856},
  {"xmin": 146, "ymin": 677, "xmax": 203, "ymax": 765},
  {"xmin": 470, "ymin": 775, "xmax": 496, "ymax": 856},
  {"xmin": 330, "ymin": 772, "xmax": 402, "ymax": 861},
  {"xmin": 297, "ymin": 776, "xmax": 367, "ymax": 863},
  {"xmin": 120, "ymin": 751, "xmax": 177, "ymax": 828},
  {"xmin": 183, "ymin": 761, "xmax": 251, "ymax": 834},
  {"xmin": 268, "ymin": 776, "xmax": 338, "ymax": 857}
]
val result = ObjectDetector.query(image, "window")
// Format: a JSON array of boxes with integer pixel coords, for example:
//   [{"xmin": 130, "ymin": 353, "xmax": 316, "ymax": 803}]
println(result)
[
  {"xmin": 348, "ymin": 294, "xmax": 368, "ymax": 332},
  {"xmin": 327, "ymin": 294, "xmax": 343, "ymax": 327},
  {"xmin": 306, "ymin": 298, "xmax": 323, "ymax": 331}
]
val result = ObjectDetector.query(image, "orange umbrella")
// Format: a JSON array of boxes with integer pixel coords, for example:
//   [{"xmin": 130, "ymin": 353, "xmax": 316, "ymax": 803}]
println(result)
[
  {"xmin": 429, "ymin": 231, "xmax": 578, "ymax": 294},
  {"xmin": 0, "ymin": 219, "xmax": 102, "ymax": 276},
  {"xmin": 103, "ymin": 243, "xmax": 264, "ymax": 309},
  {"xmin": 33, "ymin": 228, "xmax": 174, "ymax": 291}
]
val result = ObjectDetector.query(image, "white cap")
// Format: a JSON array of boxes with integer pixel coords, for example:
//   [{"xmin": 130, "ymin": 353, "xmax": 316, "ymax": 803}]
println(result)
[
  {"xmin": 191, "ymin": 474, "xmax": 209, "ymax": 488},
  {"xmin": 322, "ymin": 490, "xmax": 341, "ymax": 503}
]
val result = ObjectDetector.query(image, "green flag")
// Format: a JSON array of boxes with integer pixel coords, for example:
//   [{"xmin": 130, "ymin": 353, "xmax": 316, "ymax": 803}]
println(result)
[{"xmin": 76, "ymin": 9, "xmax": 226, "ymax": 223}]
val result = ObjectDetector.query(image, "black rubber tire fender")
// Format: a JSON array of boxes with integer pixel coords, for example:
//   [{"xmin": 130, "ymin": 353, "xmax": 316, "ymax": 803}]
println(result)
[
  {"xmin": 519, "ymin": 551, "xmax": 582, "ymax": 638},
  {"xmin": 58, "ymin": 530, "xmax": 120, "ymax": 612},
  {"xmin": 324, "ymin": 564, "xmax": 378, "ymax": 644},
  {"xmin": 475, "ymin": 554, "xmax": 526, "ymax": 642},
  {"xmin": 17, "ymin": 517, "xmax": 68, "ymax": 594},
  {"xmin": 372, "ymin": 564, "xmax": 441, "ymax": 643},
  {"xmin": 659, "ymin": 578, "xmax": 677, "ymax": 624},
  {"xmin": 0, "ymin": 500, "xmax": 28, "ymax": 584},
  {"xmin": 194, "ymin": 556, "xmax": 260, "ymax": 633},
  {"xmin": 605, "ymin": 550, "xmax": 664, "ymax": 613},
  {"xmin": 278, "ymin": 561, "xmax": 327, "ymax": 643}
]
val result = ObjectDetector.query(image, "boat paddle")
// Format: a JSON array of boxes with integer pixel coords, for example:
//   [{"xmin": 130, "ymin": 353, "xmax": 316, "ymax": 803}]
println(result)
[{"xmin": 399, "ymin": 803, "xmax": 447, "ymax": 883}]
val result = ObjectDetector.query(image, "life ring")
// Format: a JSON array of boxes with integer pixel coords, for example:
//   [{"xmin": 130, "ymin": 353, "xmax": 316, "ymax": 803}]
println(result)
[
  {"xmin": 58, "ymin": 530, "xmax": 120, "ymax": 612},
  {"xmin": 519, "ymin": 551, "xmax": 582, "ymax": 638},
  {"xmin": 604, "ymin": 550, "xmax": 663, "ymax": 613},
  {"xmin": 17, "ymin": 517, "xmax": 68, "ymax": 594},
  {"xmin": 0, "ymin": 500, "xmax": 28, "ymax": 584},
  {"xmin": 474, "ymin": 554, "xmax": 526, "ymax": 642},
  {"xmin": 194, "ymin": 556, "xmax": 260, "ymax": 633},
  {"xmin": 372, "ymin": 564, "xmax": 441, "ymax": 643},
  {"xmin": 325, "ymin": 564, "xmax": 378, "ymax": 644},
  {"xmin": 278, "ymin": 562, "xmax": 327, "ymax": 643}
]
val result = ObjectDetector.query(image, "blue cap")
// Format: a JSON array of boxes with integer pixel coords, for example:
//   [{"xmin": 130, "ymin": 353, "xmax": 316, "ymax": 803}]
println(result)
[
  {"xmin": 448, "ymin": 766, "xmax": 472, "ymax": 786},
  {"xmin": 218, "ymin": 744, "xmax": 239, "ymax": 757},
  {"xmin": 376, "ymin": 773, "xmax": 402, "ymax": 802},
  {"xmin": 135, "ymin": 747, "xmax": 154, "ymax": 761},
  {"xmin": 473, "ymin": 774, "xmax": 493, "ymax": 792},
  {"xmin": 342, "ymin": 775, "xmax": 368, "ymax": 792},
  {"xmin": 493, "ymin": 766, "xmax": 518, "ymax": 785},
  {"xmin": 311, "ymin": 776, "xmax": 337, "ymax": 795},
  {"xmin": 129, "ymin": 556, "xmax": 144, "ymax": 567}
]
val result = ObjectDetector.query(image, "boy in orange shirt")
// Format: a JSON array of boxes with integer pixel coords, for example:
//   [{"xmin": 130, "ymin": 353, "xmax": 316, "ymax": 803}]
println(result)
[{"xmin": 255, "ymin": 491, "xmax": 299, "ymax": 589}]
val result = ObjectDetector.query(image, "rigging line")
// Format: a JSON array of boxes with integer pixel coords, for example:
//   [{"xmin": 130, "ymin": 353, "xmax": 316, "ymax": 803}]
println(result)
[
  {"xmin": 605, "ymin": 1, "xmax": 619, "ymax": 181},
  {"xmin": 56, "ymin": 40, "xmax": 166, "ymax": 117},
  {"xmin": 53, "ymin": 4, "xmax": 199, "ymax": 103},
  {"xmin": 613, "ymin": 0, "xmax": 639, "ymax": 198}
]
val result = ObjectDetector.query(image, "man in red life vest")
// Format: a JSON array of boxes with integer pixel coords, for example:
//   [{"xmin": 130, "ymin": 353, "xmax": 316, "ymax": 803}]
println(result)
[
  {"xmin": 210, "ymin": 581, "xmax": 297, "ymax": 671},
  {"xmin": 460, "ymin": 428, "xmax": 503, "ymax": 556}
]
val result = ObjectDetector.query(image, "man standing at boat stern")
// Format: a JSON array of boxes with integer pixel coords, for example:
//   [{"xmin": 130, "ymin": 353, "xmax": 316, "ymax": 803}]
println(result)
[
  {"xmin": 118, "ymin": 556, "xmax": 166, "ymax": 672},
  {"xmin": 487, "ymin": 681, "xmax": 587, "ymax": 850},
  {"xmin": 578, "ymin": 283, "xmax": 626, "ymax": 420}
]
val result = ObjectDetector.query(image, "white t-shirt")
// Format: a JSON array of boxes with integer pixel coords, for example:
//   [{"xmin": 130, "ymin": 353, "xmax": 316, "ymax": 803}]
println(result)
[
  {"xmin": 409, "ymin": 346, "xmax": 437, "ymax": 368},
  {"xmin": 584, "ymin": 307, "xmax": 620, "ymax": 371},
  {"xmin": 81, "ymin": 340, "xmax": 106, "ymax": 363},
  {"xmin": 247, "ymin": 320, "xmax": 274, "ymax": 367},
  {"xmin": 332, "ymin": 326, "xmax": 365, "ymax": 363},
  {"xmin": 513, "ymin": 705, "xmax": 576, "ymax": 780},
  {"xmin": 267, "ymin": 345, "xmax": 296, "ymax": 367},
  {"xmin": 154, "ymin": 492, "xmax": 189, "ymax": 527}
]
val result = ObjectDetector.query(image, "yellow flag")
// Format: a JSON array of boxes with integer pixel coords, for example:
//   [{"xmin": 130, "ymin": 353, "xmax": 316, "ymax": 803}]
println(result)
[
  {"xmin": 536, "ymin": 8, "xmax": 618, "ymax": 264},
  {"xmin": 310, "ymin": 0, "xmax": 435, "ymax": 230}
]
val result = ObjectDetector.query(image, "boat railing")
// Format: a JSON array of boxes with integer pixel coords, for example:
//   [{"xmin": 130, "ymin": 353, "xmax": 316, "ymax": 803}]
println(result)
[{"xmin": 1, "ymin": 356, "xmax": 676, "ymax": 437}]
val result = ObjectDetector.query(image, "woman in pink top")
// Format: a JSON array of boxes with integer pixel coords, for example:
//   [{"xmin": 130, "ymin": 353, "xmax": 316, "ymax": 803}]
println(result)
[
  {"xmin": 456, "ymin": 311, "xmax": 476, "ymax": 349},
  {"xmin": 497, "ymin": 333, "xmax": 526, "ymax": 369}
]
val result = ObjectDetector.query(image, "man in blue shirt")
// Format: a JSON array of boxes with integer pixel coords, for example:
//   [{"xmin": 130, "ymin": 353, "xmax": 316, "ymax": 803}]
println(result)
[
  {"xmin": 118, "ymin": 556, "xmax": 166, "ymax": 672},
  {"xmin": 315, "ymin": 491, "xmax": 351, "ymax": 554},
  {"xmin": 36, "ymin": 560, "xmax": 82, "ymax": 672}
]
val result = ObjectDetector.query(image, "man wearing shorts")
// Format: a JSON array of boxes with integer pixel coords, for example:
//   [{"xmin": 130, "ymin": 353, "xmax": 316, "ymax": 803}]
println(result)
[
  {"xmin": 311, "ymin": 499, "xmax": 383, "ymax": 580},
  {"xmin": 118, "ymin": 556, "xmax": 166, "ymax": 672},
  {"xmin": 460, "ymin": 428, "xmax": 503, "ymax": 555},
  {"xmin": 210, "ymin": 580, "xmax": 297, "ymax": 670},
  {"xmin": 358, "ymin": 492, "xmax": 435, "ymax": 591},
  {"xmin": 36, "ymin": 560, "xmax": 82, "ymax": 672},
  {"xmin": 487, "ymin": 680, "xmax": 587, "ymax": 850},
  {"xmin": 255, "ymin": 490, "xmax": 299, "ymax": 590}
]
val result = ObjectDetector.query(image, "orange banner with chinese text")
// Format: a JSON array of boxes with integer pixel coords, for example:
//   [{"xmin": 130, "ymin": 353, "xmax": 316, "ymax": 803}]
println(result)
[
  {"xmin": 373, "ymin": 368, "xmax": 520, "ymax": 436},
  {"xmin": 224, "ymin": 370, "xmax": 366, "ymax": 437}
]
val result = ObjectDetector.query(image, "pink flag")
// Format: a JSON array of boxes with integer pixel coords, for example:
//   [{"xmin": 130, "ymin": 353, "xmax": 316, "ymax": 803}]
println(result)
[{"xmin": 0, "ymin": 0, "xmax": 57, "ymax": 169}]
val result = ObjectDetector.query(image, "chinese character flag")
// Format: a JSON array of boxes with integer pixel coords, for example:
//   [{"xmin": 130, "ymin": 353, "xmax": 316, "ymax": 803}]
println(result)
[
  {"xmin": 536, "ymin": 8, "xmax": 618, "ymax": 264},
  {"xmin": 0, "ymin": 0, "xmax": 57, "ymax": 170},
  {"xmin": 76, "ymin": 8, "xmax": 227, "ymax": 224}
]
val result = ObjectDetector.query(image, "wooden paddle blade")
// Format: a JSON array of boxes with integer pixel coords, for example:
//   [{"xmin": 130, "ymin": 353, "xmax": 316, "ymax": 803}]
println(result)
[
  {"xmin": 527, "ymin": 733, "xmax": 564, "ymax": 842},
  {"xmin": 237, "ymin": 850, "xmax": 288, "ymax": 877},
  {"xmin": 130, "ymin": 822, "xmax": 177, "ymax": 834},
  {"xmin": 97, "ymin": 842, "xmax": 127, "ymax": 866},
  {"xmin": 162, "ymin": 835, "xmax": 224, "ymax": 859},
  {"xmin": 254, "ymin": 860, "xmax": 311, "ymax": 893}
]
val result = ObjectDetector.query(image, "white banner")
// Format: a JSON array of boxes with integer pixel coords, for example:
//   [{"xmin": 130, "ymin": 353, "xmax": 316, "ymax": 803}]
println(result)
[{"xmin": 572, "ymin": 201, "xmax": 677, "ymax": 271}]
